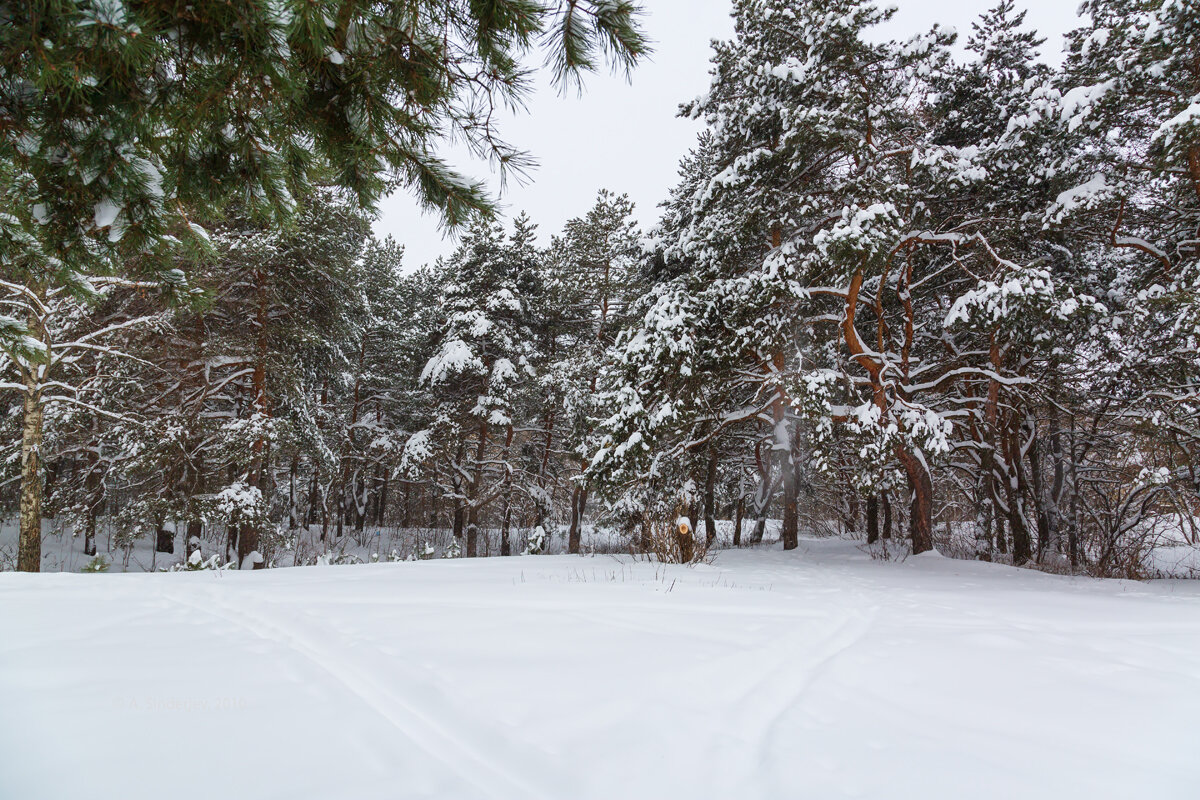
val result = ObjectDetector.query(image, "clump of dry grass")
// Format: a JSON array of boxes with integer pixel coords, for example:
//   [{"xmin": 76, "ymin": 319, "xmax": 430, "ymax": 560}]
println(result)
[{"xmin": 634, "ymin": 515, "xmax": 713, "ymax": 565}]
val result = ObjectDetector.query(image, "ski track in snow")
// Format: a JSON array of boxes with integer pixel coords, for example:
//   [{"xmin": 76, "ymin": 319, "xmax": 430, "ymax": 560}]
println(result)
[
  {"xmin": 713, "ymin": 607, "xmax": 879, "ymax": 795},
  {"xmin": 159, "ymin": 589, "xmax": 566, "ymax": 800},
  {"xmin": 1, "ymin": 538, "xmax": 1199, "ymax": 800}
]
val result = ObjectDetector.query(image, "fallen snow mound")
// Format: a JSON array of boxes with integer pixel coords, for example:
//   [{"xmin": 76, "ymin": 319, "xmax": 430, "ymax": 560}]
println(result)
[{"xmin": 2, "ymin": 538, "xmax": 1198, "ymax": 799}]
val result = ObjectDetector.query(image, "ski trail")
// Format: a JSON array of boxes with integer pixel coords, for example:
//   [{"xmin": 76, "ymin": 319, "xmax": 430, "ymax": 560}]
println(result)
[
  {"xmin": 563, "ymin": 607, "xmax": 758, "ymax": 647},
  {"xmin": 709, "ymin": 607, "xmax": 879, "ymax": 796},
  {"xmin": 162, "ymin": 588, "xmax": 565, "ymax": 800}
]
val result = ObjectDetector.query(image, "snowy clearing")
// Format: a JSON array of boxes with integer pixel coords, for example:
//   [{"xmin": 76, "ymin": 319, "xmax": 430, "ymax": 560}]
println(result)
[{"xmin": 2, "ymin": 538, "xmax": 1198, "ymax": 800}]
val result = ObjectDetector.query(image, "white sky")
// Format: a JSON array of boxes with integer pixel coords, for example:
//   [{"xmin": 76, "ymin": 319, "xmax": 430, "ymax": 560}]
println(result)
[{"xmin": 374, "ymin": 0, "xmax": 1082, "ymax": 270}]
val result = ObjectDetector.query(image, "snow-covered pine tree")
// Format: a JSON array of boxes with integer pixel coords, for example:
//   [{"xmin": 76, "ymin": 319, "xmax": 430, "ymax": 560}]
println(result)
[
  {"xmin": 542, "ymin": 191, "xmax": 642, "ymax": 553},
  {"xmin": 2, "ymin": 0, "xmax": 648, "ymax": 570},
  {"xmin": 414, "ymin": 217, "xmax": 539, "ymax": 557},
  {"xmin": 331, "ymin": 237, "xmax": 412, "ymax": 539},
  {"xmin": 1037, "ymin": 0, "xmax": 1200, "ymax": 567},
  {"xmin": 917, "ymin": 1, "xmax": 1085, "ymax": 564},
  {"xmin": 594, "ymin": 0, "xmax": 958, "ymax": 553},
  {"xmin": 34, "ymin": 192, "xmax": 377, "ymax": 568}
]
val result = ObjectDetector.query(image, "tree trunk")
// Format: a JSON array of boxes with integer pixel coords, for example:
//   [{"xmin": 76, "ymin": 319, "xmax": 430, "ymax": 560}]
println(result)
[
  {"xmin": 733, "ymin": 497, "xmax": 744, "ymax": 547},
  {"xmin": 227, "ymin": 511, "xmax": 240, "ymax": 564},
  {"xmin": 288, "ymin": 458, "xmax": 299, "ymax": 531},
  {"xmin": 83, "ymin": 510, "xmax": 98, "ymax": 558},
  {"xmin": 238, "ymin": 508, "xmax": 262, "ymax": 567},
  {"xmin": 186, "ymin": 518, "xmax": 203, "ymax": 560},
  {"xmin": 465, "ymin": 505, "xmax": 479, "ymax": 558},
  {"xmin": 703, "ymin": 449, "xmax": 718, "ymax": 547},
  {"xmin": 1004, "ymin": 426, "xmax": 1033, "ymax": 565},
  {"xmin": 978, "ymin": 356, "xmax": 1003, "ymax": 560},
  {"xmin": 638, "ymin": 513, "xmax": 652, "ymax": 553},
  {"xmin": 335, "ymin": 482, "xmax": 346, "ymax": 540},
  {"xmin": 843, "ymin": 473, "xmax": 860, "ymax": 535},
  {"xmin": 534, "ymin": 405, "xmax": 556, "ymax": 536},
  {"xmin": 17, "ymin": 382, "xmax": 44, "ymax": 572},
  {"xmin": 866, "ymin": 495, "xmax": 879, "ymax": 544},
  {"xmin": 464, "ymin": 421, "xmax": 488, "ymax": 557},
  {"xmin": 685, "ymin": 493, "xmax": 699, "ymax": 550},
  {"xmin": 1046, "ymin": 400, "xmax": 1065, "ymax": 557},
  {"xmin": 156, "ymin": 527, "xmax": 175, "ymax": 554},
  {"xmin": 1067, "ymin": 415, "xmax": 1080, "ymax": 568},
  {"xmin": 499, "ymin": 425, "xmax": 514, "ymax": 556},
  {"xmin": 240, "ymin": 269, "xmax": 269, "ymax": 569},
  {"xmin": 881, "ymin": 491, "xmax": 893, "ymax": 540},
  {"xmin": 975, "ymin": 488, "xmax": 993, "ymax": 561},
  {"xmin": 765, "ymin": 343, "xmax": 797, "ymax": 550},
  {"xmin": 1188, "ymin": 144, "xmax": 1200, "ymax": 204},
  {"xmin": 750, "ymin": 514, "xmax": 768, "ymax": 544},
  {"xmin": 353, "ymin": 477, "xmax": 367, "ymax": 535},
  {"xmin": 897, "ymin": 447, "xmax": 934, "ymax": 554},
  {"xmin": 305, "ymin": 471, "xmax": 321, "ymax": 528},
  {"xmin": 43, "ymin": 458, "xmax": 60, "ymax": 511},
  {"xmin": 500, "ymin": 497, "xmax": 513, "ymax": 557},
  {"xmin": 82, "ymin": 441, "xmax": 102, "ymax": 558},
  {"xmin": 376, "ymin": 467, "xmax": 389, "ymax": 526},
  {"xmin": 780, "ymin": 447, "xmax": 799, "ymax": 551},
  {"xmin": 748, "ymin": 441, "xmax": 773, "ymax": 544},
  {"xmin": 452, "ymin": 501, "xmax": 465, "ymax": 542},
  {"xmin": 568, "ymin": 485, "xmax": 587, "ymax": 554},
  {"xmin": 1026, "ymin": 413, "xmax": 1052, "ymax": 562}
]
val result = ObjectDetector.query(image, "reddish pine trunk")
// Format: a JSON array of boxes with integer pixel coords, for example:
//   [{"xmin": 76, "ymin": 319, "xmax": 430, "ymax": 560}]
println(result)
[{"xmin": 897, "ymin": 447, "xmax": 934, "ymax": 554}]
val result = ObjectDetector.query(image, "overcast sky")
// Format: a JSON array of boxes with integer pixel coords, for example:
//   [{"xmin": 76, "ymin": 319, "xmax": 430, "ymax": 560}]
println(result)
[{"xmin": 374, "ymin": 0, "xmax": 1083, "ymax": 270}]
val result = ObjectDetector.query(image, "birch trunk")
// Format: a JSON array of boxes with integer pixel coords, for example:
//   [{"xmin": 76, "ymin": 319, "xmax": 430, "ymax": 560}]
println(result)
[{"xmin": 17, "ymin": 379, "xmax": 44, "ymax": 572}]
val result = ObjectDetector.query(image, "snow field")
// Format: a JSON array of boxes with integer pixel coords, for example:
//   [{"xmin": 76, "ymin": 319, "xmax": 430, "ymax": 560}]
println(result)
[{"xmin": 1, "ymin": 538, "xmax": 1198, "ymax": 799}]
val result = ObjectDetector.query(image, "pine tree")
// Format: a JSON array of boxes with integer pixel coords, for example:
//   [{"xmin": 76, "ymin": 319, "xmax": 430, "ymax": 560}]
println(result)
[
  {"xmin": 594, "ymin": 0, "xmax": 958, "ymax": 553},
  {"xmin": 415, "ymin": 217, "xmax": 540, "ymax": 556},
  {"xmin": 544, "ymin": 191, "xmax": 641, "ymax": 553},
  {"xmin": 1, "ymin": 0, "xmax": 648, "ymax": 570}
]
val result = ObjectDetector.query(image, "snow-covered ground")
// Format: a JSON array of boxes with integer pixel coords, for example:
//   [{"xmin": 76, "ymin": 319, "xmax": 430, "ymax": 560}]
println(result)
[
  {"xmin": 0, "ymin": 517, "xmax": 668, "ymax": 572},
  {"xmin": 2, "ymin": 538, "xmax": 1198, "ymax": 799},
  {"xmin": 9, "ymin": 513, "xmax": 1200, "ymax": 578}
]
